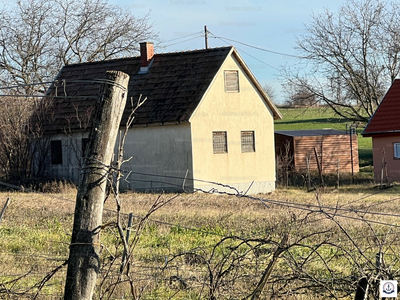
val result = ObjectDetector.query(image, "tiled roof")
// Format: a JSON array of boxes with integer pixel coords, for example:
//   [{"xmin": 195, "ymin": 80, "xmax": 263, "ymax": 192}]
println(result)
[
  {"xmin": 34, "ymin": 46, "xmax": 280, "ymax": 133},
  {"xmin": 275, "ymin": 129, "xmax": 347, "ymax": 137},
  {"xmin": 362, "ymin": 79, "xmax": 400, "ymax": 136}
]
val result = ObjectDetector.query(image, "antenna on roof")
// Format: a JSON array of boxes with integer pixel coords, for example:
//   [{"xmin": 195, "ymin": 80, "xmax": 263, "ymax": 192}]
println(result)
[{"xmin": 204, "ymin": 25, "xmax": 208, "ymax": 49}]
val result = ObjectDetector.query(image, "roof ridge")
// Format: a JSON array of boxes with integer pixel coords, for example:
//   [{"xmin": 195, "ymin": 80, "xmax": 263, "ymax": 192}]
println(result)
[{"xmin": 63, "ymin": 46, "xmax": 233, "ymax": 68}]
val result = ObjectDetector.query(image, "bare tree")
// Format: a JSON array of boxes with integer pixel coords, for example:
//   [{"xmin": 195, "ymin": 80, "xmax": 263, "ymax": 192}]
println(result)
[
  {"xmin": 0, "ymin": 0, "xmax": 157, "ymax": 182},
  {"xmin": 0, "ymin": 96, "xmax": 34, "ymax": 180},
  {"xmin": 0, "ymin": 0, "xmax": 157, "ymax": 89},
  {"xmin": 283, "ymin": 0, "xmax": 400, "ymax": 121},
  {"xmin": 262, "ymin": 83, "xmax": 277, "ymax": 103},
  {"xmin": 283, "ymin": 85, "xmax": 318, "ymax": 107},
  {"xmin": 54, "ymin": 0, "xmax": 155, "ymax": 65}
]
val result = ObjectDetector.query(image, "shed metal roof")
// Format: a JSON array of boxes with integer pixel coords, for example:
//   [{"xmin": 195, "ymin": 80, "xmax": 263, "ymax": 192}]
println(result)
[{"xmin": 275, "ymin": 129, "xmax": 348, "ymax": 137}]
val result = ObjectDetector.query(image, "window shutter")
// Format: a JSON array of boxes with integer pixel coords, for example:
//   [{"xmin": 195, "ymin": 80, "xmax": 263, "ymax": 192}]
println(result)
[
  {"xmin": 224, "ymin": 70, "xmax": 239, "ymax": 92},
  {"xmin": 213, "ymin": 131, "xmax": 228, "ymax": 154},
  {"xmin": 241, "ymin": 131, "xmax": 255, "ymax": 152}
]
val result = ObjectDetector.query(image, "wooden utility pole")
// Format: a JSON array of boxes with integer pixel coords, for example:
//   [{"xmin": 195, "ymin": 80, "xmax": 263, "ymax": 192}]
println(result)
[
  {"xmin": 204, "ymin": 25, "xmax": 208, "ymax": 49},
  {"xmin": 64, "ymin": 71, "xmax": 129, "ymax": 300}
]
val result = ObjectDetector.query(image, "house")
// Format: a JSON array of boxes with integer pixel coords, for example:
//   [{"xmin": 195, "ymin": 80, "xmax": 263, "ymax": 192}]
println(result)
[
  {"xmin": 32, "ymin": 42, "xmax": 282, "ymax": 194},
  {"xmin": 362, "ymin": 79, "xmax": 400, "ymax": 183},
  {"xmin": 275, "ymin": 129, "xmax": 359, "ymax": 173}
]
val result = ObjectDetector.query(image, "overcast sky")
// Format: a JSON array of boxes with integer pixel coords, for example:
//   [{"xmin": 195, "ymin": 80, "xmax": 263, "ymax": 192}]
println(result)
[{"xmin": 109, "ymin": 0, "xmax": 346, "ymax": 104}]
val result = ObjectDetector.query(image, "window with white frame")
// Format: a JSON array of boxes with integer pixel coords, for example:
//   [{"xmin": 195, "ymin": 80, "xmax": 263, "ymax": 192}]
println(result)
[
  {"xmin": 241, "ymin": 131, "xmax": 255, "ymax": 152},
  {"xmin": 224, "ymin": 70, "xmax": 239, "ymax": 92},
  {"xmin": 213, "ymin": 131, "xmax": 228, "ymax": 154},
  {"xmin": 394, "ymin": 143, "xmax": 400, "ymax": 158}
]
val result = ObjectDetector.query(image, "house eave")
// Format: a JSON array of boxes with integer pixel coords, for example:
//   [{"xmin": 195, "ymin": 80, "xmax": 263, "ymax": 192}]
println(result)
[
  {"xmin": 362, "ymin": 130, "xmax": 400, "ymax": 137},
  {"xmin": 124, "ymin": 120, "xmax": 189, "ymax": 128},
  {"xmin": 42, "ymin": 120, "xmax": 190, "ymax": 134}
]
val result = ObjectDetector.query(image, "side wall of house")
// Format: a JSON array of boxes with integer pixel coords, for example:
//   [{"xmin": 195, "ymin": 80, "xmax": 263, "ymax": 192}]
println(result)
[
  {"xmin": 43, "ymin": 124, "xmax": 193, "ymax": 192},
  {"xmin": 372, "ymin": 136, "xmax": 400, "ymax": 183},
  {"xmin": 118, "ymin": 123, "xmax": 193, "ymax": 192},
  {"xmin": 190, "ymin": 54, "xmax": 276, "ymax": 194},
  {"xmin": 43, "ymin": 132, "xmax": 88, "ymax": 183}
]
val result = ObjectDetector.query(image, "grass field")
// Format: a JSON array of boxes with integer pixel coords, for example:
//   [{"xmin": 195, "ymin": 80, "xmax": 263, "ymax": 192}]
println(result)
[
  {"xmin": 275, "ymin": 107, "xmax": 373, "ymax": 167},
  {"xmin": 0, "ymin": 107, "xmax": 386, "ymax": 299},
  {"xmin": 1, "ymin": 182, "xmax": 400, "ymax": 299}
]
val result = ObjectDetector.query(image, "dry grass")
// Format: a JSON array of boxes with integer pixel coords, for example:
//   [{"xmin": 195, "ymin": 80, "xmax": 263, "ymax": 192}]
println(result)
[{"xmin": 1, "ymin": 183, "xmax": 400, "ymax": 299}]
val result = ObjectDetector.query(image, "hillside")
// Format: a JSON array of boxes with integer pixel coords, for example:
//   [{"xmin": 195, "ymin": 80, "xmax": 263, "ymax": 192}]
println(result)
[{"xmin": 274, "ymin": 107, "xmax": 373, "ymax": 167}]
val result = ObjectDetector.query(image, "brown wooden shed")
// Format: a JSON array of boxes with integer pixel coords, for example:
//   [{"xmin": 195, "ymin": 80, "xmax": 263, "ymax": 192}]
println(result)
[{"xmin": 275, "ymin": 129, "xmax": 359, "ymax": 173}]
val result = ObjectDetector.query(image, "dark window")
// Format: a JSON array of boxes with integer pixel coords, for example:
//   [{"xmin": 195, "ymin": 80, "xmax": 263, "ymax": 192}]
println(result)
[
  {"xmin": 213, "ymin": 131, "xmax": 228, "ymax": 154},
  {"xmin": 51, "ymin": 140, "xmax": 63, "ymax": 164},
  {"xmin": 241, "ymin": 131, "xmax": 255, "ymax": 152},
  {"xmin": 82, "ymin": 138, "xmax": 90, "ymax": 157},
  {"xmin": 224, "ymin": 70, "xmax": 239, "ymax": 92}
]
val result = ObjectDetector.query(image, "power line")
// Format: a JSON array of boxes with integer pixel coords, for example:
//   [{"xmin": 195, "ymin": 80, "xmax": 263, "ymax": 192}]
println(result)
[
  {"xmin": 158, "ymin": 31, "xmax": 203, "ymax": 44},
  {"xmin": 0, "ymin": 94, "xmax": 98, "ymax": 99},
  {"xmin": 0, "ymin": 81, "xmax": 54, "ymax": 90},
  {"xmin": 231, "ymin": 45, "xmax": 281, "ymax": 71},
  {"xmin": 162, "ymin": 36, "xmax": 203, "ymax": 48},
  {"xmin": 207, "ymin": 31, "xmax": 303, "ymax": 59}
]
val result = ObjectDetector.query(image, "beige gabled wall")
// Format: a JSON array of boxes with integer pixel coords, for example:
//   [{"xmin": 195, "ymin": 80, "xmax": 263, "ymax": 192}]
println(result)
[{"xmin": 189, "ymin": 53, "xmax": 276, "ymax": 194}]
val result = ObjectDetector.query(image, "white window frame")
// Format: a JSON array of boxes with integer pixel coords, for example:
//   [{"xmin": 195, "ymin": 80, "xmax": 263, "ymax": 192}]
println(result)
[{"xmin": 394, "ymin": 143, "xmax": 400, "ymax": 158}]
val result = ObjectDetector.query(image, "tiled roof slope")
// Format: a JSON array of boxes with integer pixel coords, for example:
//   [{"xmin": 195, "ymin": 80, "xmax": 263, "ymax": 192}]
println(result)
[
  {"xmin": 362, "ymin": 79, "xmax": 400, "ymax": 136},
  {"xmin": 36, "ymin": 46, "xmax": 280, "ymax": 133}
]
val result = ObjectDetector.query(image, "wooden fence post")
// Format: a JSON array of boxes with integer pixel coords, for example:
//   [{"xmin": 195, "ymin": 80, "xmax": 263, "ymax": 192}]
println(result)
[
  {"xmin": 250, "ymin": 233, "xmax": 289, "ymax": 299},
  {"xmin": 337, "ymin": 158, "xmax": 340, "ymax": 189},
  {"xmin": 306, "ymin": 156, "xmax": 312, "ymax": 192},
  {"xmin": 120, "ymin": 212, "xmax": 133, "ymax": 273},
  {"xmin": 64, "ymin": 71, "xmax": 129, "ymax": 300},
  {"xmin": 314, "ymin": 147, "xmax": 324, "ymax": 186},
  {"xmin": 0, "ymin": 198, "xmax": 9, "ymax": 226}
]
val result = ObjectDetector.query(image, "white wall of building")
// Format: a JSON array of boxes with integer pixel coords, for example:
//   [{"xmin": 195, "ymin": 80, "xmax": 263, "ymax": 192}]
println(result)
[{"xmin": 44, "ymin": 124, "xmax": 194, "ymax": 192}]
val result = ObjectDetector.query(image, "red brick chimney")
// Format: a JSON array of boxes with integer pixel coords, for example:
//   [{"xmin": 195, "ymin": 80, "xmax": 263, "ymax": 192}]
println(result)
[{"xmin": 140, "ymin": 42, "xmax": 154, "ymax": 72}]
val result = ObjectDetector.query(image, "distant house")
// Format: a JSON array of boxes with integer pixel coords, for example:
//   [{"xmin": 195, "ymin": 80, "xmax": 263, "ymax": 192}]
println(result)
[
  {"xmin": 362, "ymin": 79, "xmax": 400, "ymax": 183},
  {"xmin": 32, "ymin": 42, "xmax": 282, "ymax": 194},
  {"xmin": 275, "ymin": 129, "xmax": 359, "ymax": 173}
]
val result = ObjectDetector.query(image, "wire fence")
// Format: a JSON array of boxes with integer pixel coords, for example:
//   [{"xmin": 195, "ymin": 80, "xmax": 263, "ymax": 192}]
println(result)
[
  {"xmin": 0, "ymin": 79, "xmax": 396, "ymax": 298},
  {"xmin": 1, "ymin": 173, "xmax": 400, "ymax": 299}
]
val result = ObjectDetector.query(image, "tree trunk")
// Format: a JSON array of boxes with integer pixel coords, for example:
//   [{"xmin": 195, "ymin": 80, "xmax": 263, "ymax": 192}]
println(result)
[{"xmin": 64, "ymin": 70, "xmax": 129, "ymax": 300}]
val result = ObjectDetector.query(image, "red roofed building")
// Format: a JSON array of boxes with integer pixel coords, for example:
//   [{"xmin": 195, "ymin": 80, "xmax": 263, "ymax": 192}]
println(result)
[{"xmin": 362, "ymin": 79, "xmax": 400, "ymax": 183}]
